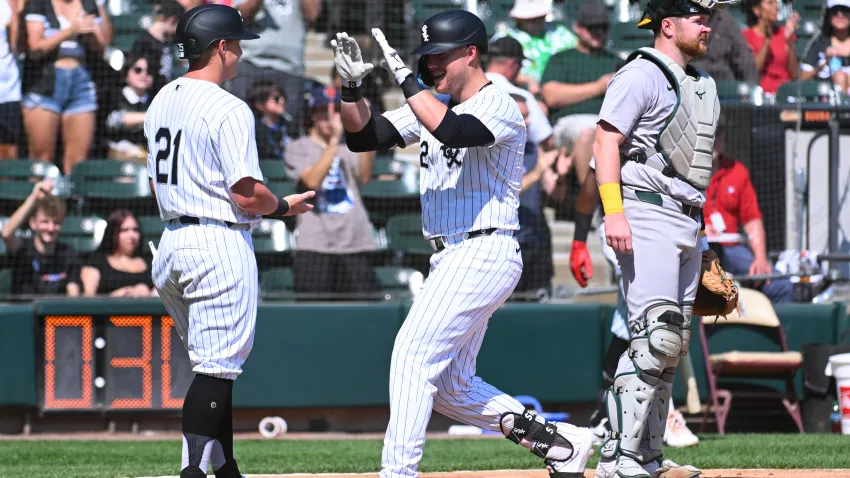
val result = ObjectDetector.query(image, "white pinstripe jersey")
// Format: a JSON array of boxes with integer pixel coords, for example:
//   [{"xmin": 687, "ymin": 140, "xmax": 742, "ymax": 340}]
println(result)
[
  {"xmin": 383, "ymin": 84, "xmax": 526, "ymax": 238},
  {"xmin": 145, "ymin": 77, "xmax": 265, "ymax": 225}
]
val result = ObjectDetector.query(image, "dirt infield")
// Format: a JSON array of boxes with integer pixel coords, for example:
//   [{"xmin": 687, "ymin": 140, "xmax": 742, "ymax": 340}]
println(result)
[{"xmin": 140, "ymin": 470, "xmax": 850, "ymax": 478}]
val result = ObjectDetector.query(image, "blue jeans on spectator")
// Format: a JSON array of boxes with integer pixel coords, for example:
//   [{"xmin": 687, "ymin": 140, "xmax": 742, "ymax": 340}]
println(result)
[{"xmin": 720, "ymin": 243, "xmax": 794, "ymax": 303}]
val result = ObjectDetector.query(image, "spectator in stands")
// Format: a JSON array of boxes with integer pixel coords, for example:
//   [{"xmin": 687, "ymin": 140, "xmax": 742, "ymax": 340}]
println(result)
[
  {"xmin": 1, "ymin": 180, "xmax": 81, "ymax": 296},
  {"xmin": 228, "ymin": 0, "xmax": 322, "ymax": 138},
  {"xmin": 130, "ymin": 0, "xmax": 184, "ymax": 96},
  {"xmin": 81, "ymin": 209, "xmax": 153, "ymax": 297},
  {"xmin": 21, "ymin": 0, "xmax": 112, "ymax": 175},
  {"xmin": 704, "ymin": 118, "xmax": 794, "ymax": 303},
  {"xmin": 742, "ymin": 0, "xmax": 801, "ymax": 94},
  {"xmin": 104, "ymin": 52, "xmax": 153, "ymax": 162},
  {"xmin": 247, "ymin": 79, "xmax": 289, "ymax": 161},
  {"xmin": 284, "ymin": 86, "xmax": 376, "ymax": 299},
  {"xmin": 1, "ymin": 0, "xmax": 22, "ymax": 160},
  {"xmin": 799, "ymin": 0, "xmax": 850, "ymax": 93},
  {"xmin": 486, "ymin": 36, "xmax": 554, "ymax": 151},
  {"xmin": 490, "ymin": 0, "xmax": 578, "ymax": 96},
  {"xmin": 690, "ymin": 8, "xmax": 759, "ymax": 83},
  {"xmin": 511, "ymin": 93, "xmax": 562, "ymax": 300},
  {"xmin": 541, "ymin": 2, "xmax": 619, "ymax": 186}
]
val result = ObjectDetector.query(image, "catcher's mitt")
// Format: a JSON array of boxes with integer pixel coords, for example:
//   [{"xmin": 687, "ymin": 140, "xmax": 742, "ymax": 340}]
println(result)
[{"xmin": 693, "ymin": 249, "xmax": 740, "ymax": 318}]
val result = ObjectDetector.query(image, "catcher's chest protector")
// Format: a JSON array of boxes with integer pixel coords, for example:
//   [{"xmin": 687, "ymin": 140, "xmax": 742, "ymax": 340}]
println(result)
[{"xmin": 626, "ymin": 47, "xmax": 719, "ymax": 190}]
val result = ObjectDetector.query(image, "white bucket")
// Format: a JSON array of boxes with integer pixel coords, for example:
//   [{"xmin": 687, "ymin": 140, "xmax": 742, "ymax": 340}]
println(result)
[{"xmin": 825, "ymin": 353, "xmax": 850, "ymax": 435}]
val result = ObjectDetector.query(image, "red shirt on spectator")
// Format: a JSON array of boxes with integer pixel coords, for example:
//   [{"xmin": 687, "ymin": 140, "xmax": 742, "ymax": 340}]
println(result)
[
  {"xmin": 742, "ymin": 25, "xmax": 796, "ymax": 94},
  {"xmin": 704, "ymin": 156, "xmax": 762, "ymax": 241}
]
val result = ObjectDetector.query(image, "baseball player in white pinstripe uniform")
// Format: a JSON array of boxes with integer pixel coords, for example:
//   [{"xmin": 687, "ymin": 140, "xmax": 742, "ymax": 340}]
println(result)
[
  {"xmin": 145, "ymin": 5, "xmax": 314, "ymax": 478},
  {"xmin": 331, "ymin": 9, "xmax": 594, "ymax": 478}
]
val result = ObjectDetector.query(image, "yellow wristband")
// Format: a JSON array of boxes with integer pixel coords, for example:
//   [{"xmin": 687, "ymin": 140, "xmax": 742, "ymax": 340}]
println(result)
[{"xmin": 598, "ymin": 183, "xmax": 624, "ymax": 215}]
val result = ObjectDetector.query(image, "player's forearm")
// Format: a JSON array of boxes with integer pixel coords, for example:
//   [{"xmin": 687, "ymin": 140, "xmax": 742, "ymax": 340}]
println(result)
[
  {"xmin": 341, "ymin": 98, "xmax": 372, "ymax": 133},
  {"xmin": 234, "ymin": 182, "xmax": 282, "ymax": 216},
  {"xmin": 593, "ymin": 126, "xmax": 624, "ymax": 216},
  {"xmin": 542, "ymin": 81, "xmax": 601, "ymax": 108},
  {"xmin": 406, "ymin": 90, "xmax": 448, "ymax": 133},
  {"xmin": 576, "ymin": 169, "xmax": 600, "ymax": 216},
  {"xmin": 743, "ymin": 218, "xmax": 768, "ymax": 261},
  {"xmin": 2, "ymin": 194, "xmax": 36, "ymax": 249},
  {"xmin": 300, "ymin": 139, "xmax": 339, "ymax": 190}
]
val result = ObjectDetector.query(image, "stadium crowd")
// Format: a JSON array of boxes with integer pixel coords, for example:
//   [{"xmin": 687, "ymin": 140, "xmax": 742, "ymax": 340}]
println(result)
[{"xmin": 0, "ymin": 0, "xmax": 838, "ymax": 301}]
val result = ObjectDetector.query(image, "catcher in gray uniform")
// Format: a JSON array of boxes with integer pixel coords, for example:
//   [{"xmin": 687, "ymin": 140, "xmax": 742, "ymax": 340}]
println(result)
[{"xmin": 591, "ymin": 0, "xmax": 737, "ymax": 476}]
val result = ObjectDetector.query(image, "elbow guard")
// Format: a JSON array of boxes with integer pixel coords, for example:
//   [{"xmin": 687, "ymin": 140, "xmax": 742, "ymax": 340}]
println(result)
[{"xmin": 432, "ymin": 110, "xmax": 496, "ymax": 148}]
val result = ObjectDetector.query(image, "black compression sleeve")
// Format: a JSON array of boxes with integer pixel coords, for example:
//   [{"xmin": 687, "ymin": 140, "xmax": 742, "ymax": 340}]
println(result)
[
  {"xmin": 432, "ymin": 110, "xmax": 496, "ymax": 148},
  {"xmin": 345, "ymin": 115, "xmax": 405, "ymax": 152}
]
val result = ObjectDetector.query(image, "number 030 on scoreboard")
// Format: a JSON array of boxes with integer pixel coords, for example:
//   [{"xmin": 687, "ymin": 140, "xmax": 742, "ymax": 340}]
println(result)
[{"xmin": 38, "ymin": 315, "xmax": 194, "ymax": 411}]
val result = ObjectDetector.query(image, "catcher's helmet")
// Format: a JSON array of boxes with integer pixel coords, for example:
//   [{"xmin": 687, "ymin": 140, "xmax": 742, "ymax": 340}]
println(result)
[
  {"xmin": 412, "ymin": 10, "xmax": 489, "ymax": 87},
  {"xmin": 176, "ymin": 4, "xmax": 259, "ymax": 60},
  {"xmin": 636, "ymin": 0, "xmax": 737, "ymax": 29}
]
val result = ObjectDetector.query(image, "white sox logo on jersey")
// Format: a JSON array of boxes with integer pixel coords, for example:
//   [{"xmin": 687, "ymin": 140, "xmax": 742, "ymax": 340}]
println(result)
[{"xmin": 419, "ymin": 142, "xmax": 462, "ymax": 169}]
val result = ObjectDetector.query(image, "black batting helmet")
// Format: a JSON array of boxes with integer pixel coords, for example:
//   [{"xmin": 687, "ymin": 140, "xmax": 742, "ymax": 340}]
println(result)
[
  {"xmin": 412, "ymin": 9, "xmax": 489, "ymax": 87},
  {"xmin": 176, "ymin": 4, "xmax": 259, "ymax": 60}
]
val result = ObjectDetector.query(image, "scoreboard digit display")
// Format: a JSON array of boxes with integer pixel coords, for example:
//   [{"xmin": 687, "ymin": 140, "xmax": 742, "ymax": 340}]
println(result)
[{"xmin": 39, "ymin": 315, "xmax": 194, "ymax": 411}]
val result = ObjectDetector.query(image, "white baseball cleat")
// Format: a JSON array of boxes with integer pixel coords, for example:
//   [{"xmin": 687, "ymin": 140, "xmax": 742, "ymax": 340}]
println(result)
[
  {"xmin": 647, "ymin": 458, "xmax": 701, "ymax": 478},
  {"xmin": 663, "ymin": 410, "xmax": 699, "ymax": 448},
  {"xmin": 545, "ymin": 423, "xmax": 595, "ymax": 477}
]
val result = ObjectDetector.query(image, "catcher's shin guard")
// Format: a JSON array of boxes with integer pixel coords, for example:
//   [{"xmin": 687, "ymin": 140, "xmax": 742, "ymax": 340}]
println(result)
[
  {"xmin": 608, "ymin": 303, "xmax": 683, "ymax": 463},
  {"xmin": 500, "ymin": 410, "xmax": 575, "ymax": 461}
]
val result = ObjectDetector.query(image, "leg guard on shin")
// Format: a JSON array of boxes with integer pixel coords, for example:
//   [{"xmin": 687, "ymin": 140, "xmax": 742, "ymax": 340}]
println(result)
[
  {"xmin": 611, "ymin": 303, "xmax": 684, "ymax": 463},
  {"xmin": 500, "ymin": 410, "xmax": 575, "ymax": 461}
]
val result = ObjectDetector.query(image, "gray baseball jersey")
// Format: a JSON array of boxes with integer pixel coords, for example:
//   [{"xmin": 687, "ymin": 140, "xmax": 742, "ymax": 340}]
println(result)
[{"xmin": 598, "ymin": 58, "xmax": 716, "ymax": 207}]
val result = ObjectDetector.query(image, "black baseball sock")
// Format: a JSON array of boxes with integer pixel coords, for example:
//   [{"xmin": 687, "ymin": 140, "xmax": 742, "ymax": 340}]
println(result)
[
  {"xmin": 181, "ymin": 374, "xmax": 232, "ymax": 474},
  {"xmin": 213, "ymin": 387, "xmax": 241, "ymax": 478}
]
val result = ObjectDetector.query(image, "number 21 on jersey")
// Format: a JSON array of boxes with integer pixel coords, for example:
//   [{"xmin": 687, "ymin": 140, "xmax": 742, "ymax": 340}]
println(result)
[{"xmin": 155, "ymin": 127, "xmax": 183, "ymax": 185}]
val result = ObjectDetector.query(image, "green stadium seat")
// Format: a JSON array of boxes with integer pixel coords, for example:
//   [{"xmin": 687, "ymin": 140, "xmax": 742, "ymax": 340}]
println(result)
[
  {"xmin": 70, "ymin": 160, "xmax": 151, "ymax": 199},
  {"xmin": 253, "ymin": 218, "xmax": 294, "ymax": 263},
  {"xmin": 259, "ymin": 160, "xmax": 288, "ymax": 182},
  {"xmin": 259, "ymin": 267, "xmax": 294, "ymax": 301},
  {"xmin": 608, "ymin": 22, "xmax": 653, "ymax": 54},
  {"xmin": 69, "ymin": 160, "xmax": 156, "ymax": 215},
  {"xmin": 715, "ymin": 80, "xmax": 763, "ymax": 104},
  {"xmin": 373, "ymin": 266, "xmax": 423, "ymax": 295},
  {"xmin": 58, "ymin": 215, "xmax": 107, "ymax": 254},
  {"xmin": 0, "ymin": 160, "xmax": 62, "ymax": 201},
  {"xmin": 372, "ymin": 156, "xmax": 414, "ymax": 179},
  {"xmin": 385, "ymin": 213, "xmax": 430, "ymax": 255},
  {"xmin": 111, "ymin": 14, "xmax": 144, "ymax": 34},
  {"xmin": 360, "ymin": 176, "xmax": 419, "ymax": 199},
  {"xmin": 138, "ymin": 215, "xmax": 165, "ymax": 249},
  {"xmin": 775, "ymin": 80, "xmax": 842, "ymax": 104}
]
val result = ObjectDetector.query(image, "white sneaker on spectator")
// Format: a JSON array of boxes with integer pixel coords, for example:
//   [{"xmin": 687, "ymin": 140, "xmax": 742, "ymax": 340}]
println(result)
[{"xmin": 664, "ymin": 410, "xmax": 699, "ymax": 448}]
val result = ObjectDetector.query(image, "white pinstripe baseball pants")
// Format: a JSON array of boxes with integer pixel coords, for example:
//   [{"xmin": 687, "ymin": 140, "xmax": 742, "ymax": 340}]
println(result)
[
  {"xmin": 152, "ymin": 221, "xmax": 258, "ymax": 381},
  {"xmin": 381, "ymin": 232, "xmax": 526, "ymax": 478}
]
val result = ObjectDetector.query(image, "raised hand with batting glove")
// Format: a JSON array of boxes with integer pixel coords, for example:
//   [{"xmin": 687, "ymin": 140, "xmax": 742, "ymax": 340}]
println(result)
[{"xmin": 330, "ymin": 33, "xmax": 374, "ymax": 89}]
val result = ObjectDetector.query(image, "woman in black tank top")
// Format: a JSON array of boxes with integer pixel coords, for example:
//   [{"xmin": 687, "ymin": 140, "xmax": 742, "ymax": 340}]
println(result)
[{"xmin": 81, "ymin": 209, "xmax": 153, "ymax": 297}]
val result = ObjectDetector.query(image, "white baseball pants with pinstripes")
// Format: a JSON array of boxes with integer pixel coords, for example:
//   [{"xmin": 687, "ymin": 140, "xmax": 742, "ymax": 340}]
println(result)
[
  {"xmin": 152, "ymin": 222, "xmax": 258, "ymax": 381},
  {"xmin": 381, "ymin": 232, "xmax": 527, "ymax": 478}
]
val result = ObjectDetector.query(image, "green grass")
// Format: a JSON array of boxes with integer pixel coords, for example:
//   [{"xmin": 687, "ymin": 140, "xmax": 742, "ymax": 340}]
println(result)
[{"xmin": 1, "ymin": 434, "xmax": 849, "ymax": 478}]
